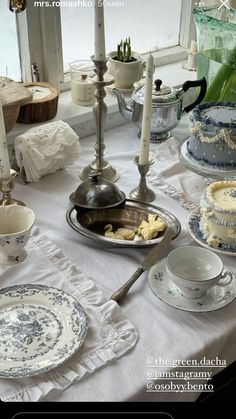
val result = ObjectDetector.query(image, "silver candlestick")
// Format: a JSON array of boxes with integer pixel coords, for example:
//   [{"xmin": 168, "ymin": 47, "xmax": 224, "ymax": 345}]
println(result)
[
  {"xmin": 80, "ymin": 58, "xmax": 119, "ymax": 183},
  {"xmin": 0, "ymin": 169, "xmax": 25, "ymax": 206},
  {"xmin": 129, "ymin": 155, "xmax": 155, "ymax": 203}
]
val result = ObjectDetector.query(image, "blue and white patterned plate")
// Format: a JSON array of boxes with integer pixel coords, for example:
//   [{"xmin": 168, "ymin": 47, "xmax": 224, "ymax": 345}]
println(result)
[
  {"xmin": 0, "ymin": 284, "xmax": 88, "ymax": 378},
  {"xmin": 188, "ymin": 207, "xmax": 236, "ymax": 257},
  {"xmin": 179, "ymin": 140, "xmax": 236, "ymax": 180},
  {"xmin": 148, "ymin": 258, "xmax": 236, "ymax": 312}
]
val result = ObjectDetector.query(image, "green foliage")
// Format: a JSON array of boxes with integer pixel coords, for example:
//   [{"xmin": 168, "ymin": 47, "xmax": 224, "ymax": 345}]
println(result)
[
  {"xmin": 117, "ymin": 37, "xmax": 132, "ymax": 62},
  {"xmin": 203, "ymin": 46, "xmax": 236, "ymax": 102}
]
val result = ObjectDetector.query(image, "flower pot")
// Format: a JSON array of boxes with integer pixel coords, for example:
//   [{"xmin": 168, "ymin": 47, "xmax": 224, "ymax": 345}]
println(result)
[{"xmin": 107, "ymin": 51, "xmax": 144, "ymax": 89}]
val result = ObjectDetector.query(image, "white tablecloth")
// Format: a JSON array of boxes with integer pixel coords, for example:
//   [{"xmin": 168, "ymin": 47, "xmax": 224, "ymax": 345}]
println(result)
[
  {"xmin": 0, "ymin": 228, "xmax": 138, "ymax": 401},
  {"xmin": 7, "ymin": 115, "xmax": 236, "ymax": 402}
]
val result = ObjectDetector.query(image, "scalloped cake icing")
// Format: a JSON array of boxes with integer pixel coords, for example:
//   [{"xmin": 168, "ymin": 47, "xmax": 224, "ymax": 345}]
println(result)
[
  {"xmin": 200, "ymin": 181, "xmax": 236, "ymax": 248},
  {"xmin": 187, "ymin": 102, "xmax": 236, "ymax": 168}
]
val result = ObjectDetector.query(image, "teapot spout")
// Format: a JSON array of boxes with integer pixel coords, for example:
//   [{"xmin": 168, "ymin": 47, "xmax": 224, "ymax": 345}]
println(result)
[{"xmin": 112, "ymin": 88, "xmax": 133, "ymax": 121}]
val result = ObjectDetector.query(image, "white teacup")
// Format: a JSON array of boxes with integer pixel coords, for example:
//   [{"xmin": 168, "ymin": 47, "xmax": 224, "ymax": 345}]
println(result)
[
  {"xmin": 0, "ymin": 205, "xmax": 35, "ymax": 265},
  {"xmin": 166, "ymin": 246, "xmax": 233, "ymax": 299}
]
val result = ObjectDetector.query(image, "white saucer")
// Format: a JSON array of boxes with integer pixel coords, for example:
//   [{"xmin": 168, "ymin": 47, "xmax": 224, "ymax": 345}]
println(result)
[
  {"xmin": 179, "ymin": 139, "xmax": 236, "ymax": 180},
  {"xmin": 148, "ymin": 258, "xmax": 236, "ymax": 312},
  {"xmin": 188, "ymin": 207, "xmax": 236, "ymax": 257}
]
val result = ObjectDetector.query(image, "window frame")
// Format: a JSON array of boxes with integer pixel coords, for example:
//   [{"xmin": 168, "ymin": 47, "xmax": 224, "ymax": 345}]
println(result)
[
  {"xmin": 16, "ymin": 1, "xmax": 64, "ymax": 87},
  {"xmin": 16, "ymin": 0, "xmax": 196, "ymax": 89}
]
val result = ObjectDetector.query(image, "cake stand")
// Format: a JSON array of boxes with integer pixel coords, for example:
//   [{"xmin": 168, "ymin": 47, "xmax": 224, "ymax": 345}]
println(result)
[{"xmin": 179, "ymin": 139, "xmax": 236, "ymax": 181}]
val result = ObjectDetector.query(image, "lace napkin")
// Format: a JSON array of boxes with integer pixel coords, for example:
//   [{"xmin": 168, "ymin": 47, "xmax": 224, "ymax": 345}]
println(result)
[
  {"xmin": 0, "ymin": 228, "xmax": 138, "ymax": 401},
  {"xmin": 15, "ymin": 121, "xmax": 81, "ymax": 183},
  {"xmin": 148, "ymin": 137, "xmax": 207, "ymax": 211}
]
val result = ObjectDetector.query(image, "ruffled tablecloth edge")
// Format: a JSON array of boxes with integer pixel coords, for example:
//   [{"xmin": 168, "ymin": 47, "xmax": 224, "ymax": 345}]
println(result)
[{"xmin": 1, "ymin": 228, "xmax": 139, "ymax": 402}]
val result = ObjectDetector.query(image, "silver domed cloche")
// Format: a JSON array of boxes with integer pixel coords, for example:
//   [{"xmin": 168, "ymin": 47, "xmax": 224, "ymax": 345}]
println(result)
[{"xmin": 69, "ymin": 172, "xmax": 126, "ymax": 210}]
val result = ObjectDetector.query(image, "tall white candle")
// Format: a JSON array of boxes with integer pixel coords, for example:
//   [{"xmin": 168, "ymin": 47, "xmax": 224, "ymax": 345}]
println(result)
[
  {"xmin": 94, "ymin": 0, "xmax": 106, "ymax": 61},
  {"xmin": 0, "ymin": 100, "xmax": 11, "ymax": 178},
  {"xmin": 139, "ymin": 53, "xmax": 154, "ymax": 165}
]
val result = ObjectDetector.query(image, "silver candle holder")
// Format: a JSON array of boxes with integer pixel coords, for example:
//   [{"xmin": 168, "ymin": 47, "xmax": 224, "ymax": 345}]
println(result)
[
  {"xmin": 129, "ymin": 155, "xmax": 155, "ymax": 203},
  {"xmin": 0, "ymin": 169, "xmax": 25, "ymax": 206},
  {"xmin": 80, "ymin": 58, "xmax": 119, "ymax": 183}
]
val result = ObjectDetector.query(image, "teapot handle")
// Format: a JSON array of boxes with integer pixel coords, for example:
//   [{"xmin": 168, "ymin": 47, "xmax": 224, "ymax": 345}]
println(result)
[{"xmin": 182, "ymin": 77, "xmax": 207, "ymax": 113}]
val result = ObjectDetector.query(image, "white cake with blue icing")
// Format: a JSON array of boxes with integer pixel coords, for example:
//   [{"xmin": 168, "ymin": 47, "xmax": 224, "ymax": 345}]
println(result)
[
  {"xmin": 200, "ymin": 181, "xmax": 236, "ymax": 249},
  {"xmin": 187, "ymin": 102, "xmax": 236, "ymax": 168}
]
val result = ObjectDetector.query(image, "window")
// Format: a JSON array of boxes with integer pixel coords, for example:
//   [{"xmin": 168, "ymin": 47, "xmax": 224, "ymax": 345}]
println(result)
[
  {"xmin": 61, "ymin": 0, "xmax": 182, "ymax": 72},
  {"xmin": 0, "ymin": 3, "xmax": 21, "ymax": 80},
  {"xmin": 1, "ymin": 0, "xmax": 197, "ymax": 87}
]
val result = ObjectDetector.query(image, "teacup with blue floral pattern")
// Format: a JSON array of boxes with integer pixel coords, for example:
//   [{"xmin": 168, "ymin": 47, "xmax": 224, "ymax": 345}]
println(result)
[
  {"xmin": 0, "ymin": 206, "xmax": 35, "ymax": 265},
  {"xmin": 166, "ymin": 246, "xmax": 233, "ymax": 299}
]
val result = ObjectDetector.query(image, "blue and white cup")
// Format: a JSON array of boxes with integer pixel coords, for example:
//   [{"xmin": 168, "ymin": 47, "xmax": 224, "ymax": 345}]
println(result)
[
  {"xmin": 0, "ymin": 205, "xmax": 35, "ymax": 265},
  {"xmin": 166, "ymin": 246, "xmax": 233, "ymax": 299}
]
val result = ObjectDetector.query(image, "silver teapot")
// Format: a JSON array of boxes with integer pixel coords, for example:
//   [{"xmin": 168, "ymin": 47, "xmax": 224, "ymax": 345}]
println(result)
[{"xmin": 113, "ymin": 77, "xmax": 207, "ymax": 142}]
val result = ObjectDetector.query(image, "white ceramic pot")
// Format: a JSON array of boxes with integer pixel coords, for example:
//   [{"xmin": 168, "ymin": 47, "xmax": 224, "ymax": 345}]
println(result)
[
  {"xmin": 0, "ymin": 205, "xmax": 35, "ymax": 265},
  {"xmin": 107, "ymin": 51, "xmax": 144, "ymax": 89}
]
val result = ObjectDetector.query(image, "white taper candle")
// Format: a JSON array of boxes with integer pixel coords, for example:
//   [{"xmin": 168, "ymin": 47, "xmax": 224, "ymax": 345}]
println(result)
[
  {"xmin": 139, "ymin": 53, "xmax": 154, "ymax": 165},
  {"xmin": 94, "ymin": 0, "xmax": 106, "ymax": 61},
  {"xmin": 0, "ymin": 100, "xmax": 11, "ymax": 179}
]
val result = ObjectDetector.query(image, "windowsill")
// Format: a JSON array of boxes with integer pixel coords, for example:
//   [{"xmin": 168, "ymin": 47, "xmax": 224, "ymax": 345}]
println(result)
[{"xmin": 7, "ymin": 60, "xmax": 197, "ymax": 149}]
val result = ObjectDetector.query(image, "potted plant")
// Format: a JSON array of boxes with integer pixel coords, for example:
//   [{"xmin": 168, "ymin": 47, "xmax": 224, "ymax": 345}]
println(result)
[{"xmin": 107, "ymin": 38, "xmax": 144, "ymax": 90}]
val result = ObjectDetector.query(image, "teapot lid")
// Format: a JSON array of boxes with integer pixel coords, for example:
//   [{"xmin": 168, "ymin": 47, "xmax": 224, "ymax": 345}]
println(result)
[
  {"xmin": 69, "ymin": 172, "xmax": 126, "ymax": 209},
  {"xmin": 132, "ymin": 79, "xmax": 178, "ymax": 106}
]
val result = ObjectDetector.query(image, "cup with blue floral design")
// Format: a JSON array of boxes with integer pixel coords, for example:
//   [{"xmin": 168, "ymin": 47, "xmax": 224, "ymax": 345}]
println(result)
[
  {"xmin": 166, "ymin": 246, "xmax": 233, "ymax": 299},
  {"xmin": 0, "ymin": 205, "xmax": 35, "ymax": 265}
]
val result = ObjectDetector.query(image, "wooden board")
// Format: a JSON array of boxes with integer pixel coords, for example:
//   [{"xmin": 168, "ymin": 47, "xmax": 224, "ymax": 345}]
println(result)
[
  {"xmin": 0, "ymin": 76, "xmax": 33, "ymax": 133},
  {"xmin": 17, "ymin": 82, "xmax": 59, "ymax": 123}
]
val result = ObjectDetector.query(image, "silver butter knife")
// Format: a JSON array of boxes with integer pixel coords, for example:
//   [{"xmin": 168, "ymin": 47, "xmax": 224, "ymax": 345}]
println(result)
[{"xmin": 110, "ymin": 228, "xmax": 175, "ymax": 304}]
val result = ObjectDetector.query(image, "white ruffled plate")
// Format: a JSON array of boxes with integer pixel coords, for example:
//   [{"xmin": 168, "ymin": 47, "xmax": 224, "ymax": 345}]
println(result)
[
  {"xmin": 188, "ymin": 207, "xmax": 236, "ymax": 257},
  {"xmin": 148, "ymin": 258, "xmax": 236, "ymax": 312}
]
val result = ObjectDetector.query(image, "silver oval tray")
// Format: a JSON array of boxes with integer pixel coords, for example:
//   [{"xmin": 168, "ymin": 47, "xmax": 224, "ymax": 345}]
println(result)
[{"xmin": 66, "ymin": 199, "xmax": 181, "ymax": 247}]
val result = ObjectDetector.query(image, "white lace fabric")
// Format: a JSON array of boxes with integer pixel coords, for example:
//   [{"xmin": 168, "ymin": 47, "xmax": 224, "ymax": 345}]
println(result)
[
  {"xmin": 0, "ymin": 228, "xmax": 138, "ymax": 401},
  {"xmin": 147, "ymin": 137, "xmax": 208, "ymax": 211},
  {"xmin": 15, "ymin": 121, "xmax": 81, "ymax": 182}
]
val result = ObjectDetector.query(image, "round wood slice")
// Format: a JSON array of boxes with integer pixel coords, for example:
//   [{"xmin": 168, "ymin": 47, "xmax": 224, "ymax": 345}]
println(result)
[
  {"xmin": 0, "ymin": 76, "xmax": 33, "ymax": 133},
  {"xmin": 17, "ymin": 82, "xmax": 59, "ymax": 124}
]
